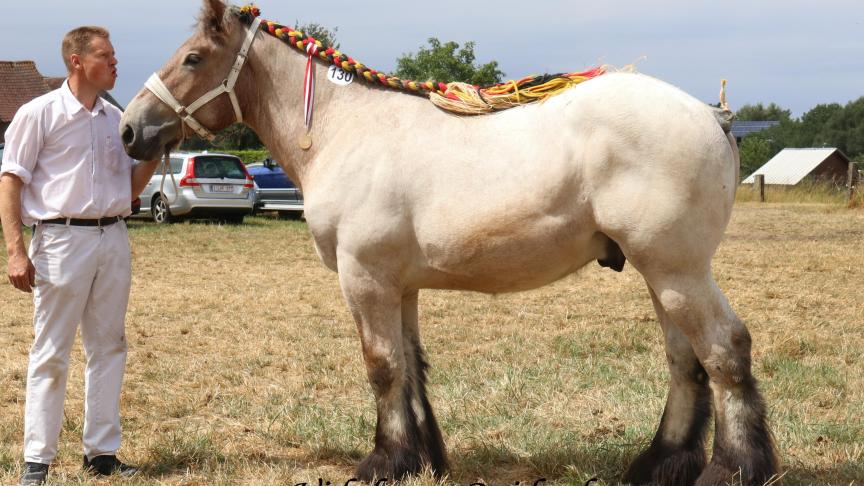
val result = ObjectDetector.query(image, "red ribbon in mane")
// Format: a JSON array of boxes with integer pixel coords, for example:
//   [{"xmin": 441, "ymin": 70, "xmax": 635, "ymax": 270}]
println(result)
[{"xmin": 303, "ymin": 39, "xmax": 319, "ymax": 131}]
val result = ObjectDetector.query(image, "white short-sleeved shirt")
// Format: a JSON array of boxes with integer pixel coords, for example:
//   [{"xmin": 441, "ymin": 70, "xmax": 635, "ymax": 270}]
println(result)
[{"xmin": 1, "ymin": 80, "xmax": 135, "ymax": 226}]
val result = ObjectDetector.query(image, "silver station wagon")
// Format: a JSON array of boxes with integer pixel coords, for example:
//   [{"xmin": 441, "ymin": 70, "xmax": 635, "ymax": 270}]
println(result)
[{"xmin": 137, "ymin": 152, "xmax": 256, "ymax": 224}]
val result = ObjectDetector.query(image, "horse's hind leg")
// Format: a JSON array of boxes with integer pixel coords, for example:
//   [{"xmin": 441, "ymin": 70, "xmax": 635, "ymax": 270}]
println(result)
[
  {"xmin": 639, "ymin": 269, "xmax": 779, "ymax": 486},
  {"xmin": 624, "ymin": 286, "xmax": 711, "ymax": 486},
  {"xmin": 338, "ymin": 262, "xmax": 444, "ymax": 481}
]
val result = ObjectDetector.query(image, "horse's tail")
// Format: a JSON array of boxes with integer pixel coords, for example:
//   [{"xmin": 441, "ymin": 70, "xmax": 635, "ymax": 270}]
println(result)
[
  {"xmin": 712, "ymin": 78, "xmax": 740, "ymax": 185},
  {"xmin": 712, "ymin": 79, "xmax": 735, "ymax": 134}
]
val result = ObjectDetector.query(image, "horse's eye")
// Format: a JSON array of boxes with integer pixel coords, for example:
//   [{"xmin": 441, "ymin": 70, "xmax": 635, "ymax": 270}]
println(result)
[{"xmin": 183, "ymin": 53, "xmax": 201, "ymax": 66}]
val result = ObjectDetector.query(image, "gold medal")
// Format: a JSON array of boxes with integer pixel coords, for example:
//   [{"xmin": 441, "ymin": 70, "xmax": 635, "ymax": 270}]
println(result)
[{"xmin": 297, "ymin": 133, "xmax": 313, "ymax": 150}]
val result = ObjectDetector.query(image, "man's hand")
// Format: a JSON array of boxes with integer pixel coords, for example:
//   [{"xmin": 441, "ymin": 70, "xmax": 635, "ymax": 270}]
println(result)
[
  {"xmin": 7, "ymin": 252, "xmax": 35, "ymax": 292},
  {"xmin": 1, "ymin": 172, "xmax": 32, "ymax": 293},
  {"xmin": 131, "ymin": 159, "xmax": 161, "ymax": 200}
]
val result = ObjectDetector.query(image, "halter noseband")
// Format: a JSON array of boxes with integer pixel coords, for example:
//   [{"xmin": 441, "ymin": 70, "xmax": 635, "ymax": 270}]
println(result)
[{"xmin": 144, "ymin": 17, "xmax": 262, "ymax": 141}]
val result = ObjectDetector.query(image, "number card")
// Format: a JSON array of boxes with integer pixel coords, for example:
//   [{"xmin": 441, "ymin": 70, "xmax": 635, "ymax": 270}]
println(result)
[{"xmin": 327, "ymin": 65, "xmax": 355, "ymax": 86}]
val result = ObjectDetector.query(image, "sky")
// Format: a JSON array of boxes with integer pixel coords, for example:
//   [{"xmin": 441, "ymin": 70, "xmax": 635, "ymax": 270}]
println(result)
[{"xmin": 1, "ymin": 0, "xmax": 861, "ymax": 117}]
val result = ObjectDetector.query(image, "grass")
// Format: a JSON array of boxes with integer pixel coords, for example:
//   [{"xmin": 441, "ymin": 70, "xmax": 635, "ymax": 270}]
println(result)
[
  {"xmin": 736, "ymin": 178, "xmax": 857, "ymax": 205},
  {"xmin": 0, "ymin": 202, "xmax": 862, "ymax": 485}
]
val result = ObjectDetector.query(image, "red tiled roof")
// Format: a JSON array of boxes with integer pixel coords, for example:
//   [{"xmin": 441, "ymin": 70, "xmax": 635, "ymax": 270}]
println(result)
[
  {"xmin": 44, "ymin": 76, "xmax": 65, "ymax": 90},
  {"xmin": 0, "ymin": 61, "xmax": 51, "ymax": 122}
]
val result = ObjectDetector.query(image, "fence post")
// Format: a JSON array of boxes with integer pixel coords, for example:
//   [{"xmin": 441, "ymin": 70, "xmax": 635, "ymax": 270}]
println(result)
[
  {"xmin": 849, "ymin": 162, "xmax": 858, "ymax": 205},
  {"xmin": 755, "ymin": 174, "xmax": 765, "ymax": 203}
]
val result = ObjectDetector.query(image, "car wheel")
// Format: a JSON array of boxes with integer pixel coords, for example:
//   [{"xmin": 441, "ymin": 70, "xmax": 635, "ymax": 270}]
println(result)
[{"xmin": 152, "ymin": 196, "xmax": 174, "ymax": 224}]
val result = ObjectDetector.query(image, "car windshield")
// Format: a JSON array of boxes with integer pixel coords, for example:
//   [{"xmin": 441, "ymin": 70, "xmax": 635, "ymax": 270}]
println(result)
[{"xmin": 193, "ymin": 156, "xmax": 246, "ymax": 179}]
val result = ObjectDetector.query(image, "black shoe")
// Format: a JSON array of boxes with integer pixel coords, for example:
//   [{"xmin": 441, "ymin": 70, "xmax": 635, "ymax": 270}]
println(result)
[
  {"xmin": 19, "ymin": 462, "xmax": 49, "ymax": 486},
  {"xmin": 83, "ymin": 454, "xmax": 139, "ymax": 477}
]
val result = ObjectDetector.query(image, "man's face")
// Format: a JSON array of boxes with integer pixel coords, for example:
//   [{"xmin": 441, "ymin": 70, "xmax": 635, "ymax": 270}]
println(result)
[{"xmin": 74, "ymin": 36, "xmax": 117, "ymax": 92}]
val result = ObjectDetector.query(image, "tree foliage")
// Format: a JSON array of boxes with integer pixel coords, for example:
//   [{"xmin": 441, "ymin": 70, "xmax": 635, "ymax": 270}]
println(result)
[
  {"xmin": 394, "ymin": 38, "xmax": 503, "ymax": 86},
  {"xmin": 739, "ymin": 136, "xmax": 774, "ymax": 177},
  {"xmin": 180, "ymin": 123, "xmax": 263, "ymax": 152},
  {"xmin": 294, "ymin": 22, "xmax": 339, "ymax": 49},
  {"xmin": 736, "ymin": 102, "xmax": 792, "ymax": 122}
]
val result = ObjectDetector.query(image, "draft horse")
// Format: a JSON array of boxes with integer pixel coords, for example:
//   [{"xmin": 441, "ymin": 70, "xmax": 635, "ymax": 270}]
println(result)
[{"xmin": 120, "ymin": 1, "xmax": 779, "ymax": 484}]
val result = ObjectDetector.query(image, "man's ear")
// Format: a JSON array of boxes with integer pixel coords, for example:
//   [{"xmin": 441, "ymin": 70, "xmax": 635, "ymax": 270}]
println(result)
[{"xmin": 69, "ymin": 54, "xmax": 82, "ymax": 71}]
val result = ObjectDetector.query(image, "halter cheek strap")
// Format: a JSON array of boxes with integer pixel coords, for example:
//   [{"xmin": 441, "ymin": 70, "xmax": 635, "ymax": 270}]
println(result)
[{"xmin": 145, "ymin": 16, "xmax": 262, "ymax": 141}]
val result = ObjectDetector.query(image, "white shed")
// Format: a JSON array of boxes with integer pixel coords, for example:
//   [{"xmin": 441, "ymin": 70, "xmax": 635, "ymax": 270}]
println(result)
[{"xmin": 742, "ymin": 148, "xmax": 851, "ymax": 185}]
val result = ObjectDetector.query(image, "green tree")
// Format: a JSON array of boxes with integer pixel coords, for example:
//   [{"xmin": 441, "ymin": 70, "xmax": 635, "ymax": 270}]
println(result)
[
  {"xmin": 294, "ymin": 22, "xmax": 339, "ymax": 49},
  {"xmin": 739, "ymin": 136, "xmax": 775, "ymax": 178},
  {"xmin": 180, "ymin": 124, "xmax": 263, "ymax": 151},
  {"xmin": 394, "ymin": 38, "xmax": 503, "ymax": 85},
  {"xmin": 736, "ymin": 102, "xmax": 792, "ymax": 121}
]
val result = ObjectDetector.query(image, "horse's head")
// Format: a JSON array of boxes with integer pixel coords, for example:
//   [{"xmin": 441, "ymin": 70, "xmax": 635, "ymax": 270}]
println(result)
[{"xmin": 121, "ymin": 0, "xmax": 257, "ymax": 160}]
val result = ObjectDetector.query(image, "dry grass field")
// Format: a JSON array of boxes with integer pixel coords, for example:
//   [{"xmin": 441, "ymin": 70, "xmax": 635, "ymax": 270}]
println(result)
[{"xmin": 1, "ymin": 202, "xmax": 862, "ymax": 485}]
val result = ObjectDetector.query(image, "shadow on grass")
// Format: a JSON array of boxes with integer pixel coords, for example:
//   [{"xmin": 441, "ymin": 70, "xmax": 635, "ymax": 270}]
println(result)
[
  {"xmin": 136, "ymin": 435, "xmax": 632, "ymax": 483},
  {"xmin": 780, "ymin": 461, "xmax": 864, "ymax": 485},
  {"xmin": 133, "ymin": 436, "xmax": 864, "ymax": 485},
  {"xmin": 447, "ymin": 442, "xmax": 635, "ymax": 485}
]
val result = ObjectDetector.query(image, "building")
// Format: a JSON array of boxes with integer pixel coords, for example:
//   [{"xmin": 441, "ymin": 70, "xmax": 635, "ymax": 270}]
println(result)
[
  {"xmin": 1, "ymin": 60, "xmax": 123, "ymax": 143},
  {"xmin": 730, "ymin": 120, "xmax": 780, "ymax": 144},
  {"xmin": 0, "ymin": 61, "xmax": 51, "ymax": 143},
  {"xmin": 741, "ymin": 148, "xmax": 851, "ymax": 186}
]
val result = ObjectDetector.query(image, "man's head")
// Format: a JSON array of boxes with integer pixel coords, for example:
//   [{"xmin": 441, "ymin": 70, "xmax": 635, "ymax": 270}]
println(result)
[{"xmin": 62, "ymin": 26, "xmax": 117, "ymax": 91}]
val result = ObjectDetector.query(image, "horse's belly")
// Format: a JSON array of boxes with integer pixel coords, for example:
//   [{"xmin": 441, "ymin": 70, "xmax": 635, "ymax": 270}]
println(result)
[{"xmin": 412, "ymin": 221, "xmax": 606, "ymax": 293}]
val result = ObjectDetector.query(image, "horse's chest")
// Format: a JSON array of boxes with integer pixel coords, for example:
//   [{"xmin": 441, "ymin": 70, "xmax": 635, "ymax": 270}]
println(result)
[{"xmin": 305, "ymin": 215, "xmax": 339, "ymax": 272}]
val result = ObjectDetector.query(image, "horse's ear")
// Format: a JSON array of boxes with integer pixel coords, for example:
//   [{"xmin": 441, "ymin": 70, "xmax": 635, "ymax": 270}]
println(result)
[{"xmin": 201, "ymin": 0, "xmax": 228, "ymax": 38}]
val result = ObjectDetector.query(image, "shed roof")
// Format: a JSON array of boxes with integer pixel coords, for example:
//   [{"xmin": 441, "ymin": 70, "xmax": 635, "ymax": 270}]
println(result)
[
  {"xmin": 0, "ymin": 61, "xmax": 50, "ymax": 122},
  {"xmin": 730, "ymin": 120, "xmax": 780, "ymax": 139},
  {"xmin": 741, "ymin": 148, "xmax": 850, "ymax": 185}
]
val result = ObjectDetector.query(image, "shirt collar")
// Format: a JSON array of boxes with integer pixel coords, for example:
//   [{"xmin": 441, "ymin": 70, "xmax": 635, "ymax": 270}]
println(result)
[{"xmin": 59, "ymin": 79, "xmax": 106, "ymax": 117}]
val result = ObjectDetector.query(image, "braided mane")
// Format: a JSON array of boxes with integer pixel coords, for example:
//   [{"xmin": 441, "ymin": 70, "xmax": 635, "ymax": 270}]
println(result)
[{"xmin": 238, "ymin": 5, "xmax": 606, "ymax": 115}]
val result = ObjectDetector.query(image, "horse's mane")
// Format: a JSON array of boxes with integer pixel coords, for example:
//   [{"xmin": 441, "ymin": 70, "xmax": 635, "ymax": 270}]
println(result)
[{"xmin": 237, "ymin": 5, "xmax": 606, "ymax": 116}]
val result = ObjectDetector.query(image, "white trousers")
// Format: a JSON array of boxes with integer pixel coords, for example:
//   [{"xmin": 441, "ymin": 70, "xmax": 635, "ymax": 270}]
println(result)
[{"xmin": 24, "ymin": 221, "xmax": 131, "ymax": 464}]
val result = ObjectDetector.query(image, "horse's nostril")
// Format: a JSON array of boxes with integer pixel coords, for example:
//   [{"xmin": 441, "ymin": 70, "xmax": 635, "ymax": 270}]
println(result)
[{"xmin": 121, "ymin": 124, "xmax": 135, "ymax": 146}]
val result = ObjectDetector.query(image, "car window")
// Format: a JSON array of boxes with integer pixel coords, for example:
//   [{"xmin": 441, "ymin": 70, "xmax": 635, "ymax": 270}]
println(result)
[
  {"xmin": 170, "ymin": 157, "xmax": 183, "ymax": 174},
  {"xmin": 193, "ymin": 156, "xmax": 245, "ymax": 179}
]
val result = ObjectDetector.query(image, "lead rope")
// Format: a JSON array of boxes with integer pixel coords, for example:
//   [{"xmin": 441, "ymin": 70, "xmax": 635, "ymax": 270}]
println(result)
[{"xmin": 158, "ymin": 152, "xmax": 180, "ymax": 212}]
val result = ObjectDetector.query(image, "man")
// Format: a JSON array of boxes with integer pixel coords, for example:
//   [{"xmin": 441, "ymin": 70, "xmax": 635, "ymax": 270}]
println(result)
[{"xmin": 0, "ymin": 26, "xmax": 159, "ymax": 485}]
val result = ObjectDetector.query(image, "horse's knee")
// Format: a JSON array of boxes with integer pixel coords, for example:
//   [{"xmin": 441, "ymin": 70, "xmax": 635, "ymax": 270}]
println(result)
[
  {"xmin": 363, "ymin": 346, "xmax": 405, "ymax": 397},
  {"xmin": 702, "ymin": 325, "xmax": 753, "ymax": 387}
]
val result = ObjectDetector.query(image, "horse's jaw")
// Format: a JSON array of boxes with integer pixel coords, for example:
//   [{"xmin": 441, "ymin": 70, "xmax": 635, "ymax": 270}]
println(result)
[{"xmin": 121, "ymin": 93, "xmax": 185, "ymax": 161}]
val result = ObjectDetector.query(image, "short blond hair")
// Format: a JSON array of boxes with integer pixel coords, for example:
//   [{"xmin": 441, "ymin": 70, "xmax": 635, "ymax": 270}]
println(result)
[{"xmin": 61, "ymin": 26, "xmax": 110, "ymax": 72}]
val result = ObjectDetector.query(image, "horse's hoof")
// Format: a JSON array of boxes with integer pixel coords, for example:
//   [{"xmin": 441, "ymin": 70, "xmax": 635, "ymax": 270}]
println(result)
[
  {"xmin": 355, "ymin": 447, "xmax": 422, "ymax": 482},
  {"xmin": 623, "ymin": 445, "xmax": 706, "ymax": 486}
]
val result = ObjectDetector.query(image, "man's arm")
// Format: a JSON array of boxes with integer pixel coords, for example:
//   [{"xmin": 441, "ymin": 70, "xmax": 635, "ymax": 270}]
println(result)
[
  {"xmin": 0, "ymin": 173, "xmax": 35, "ymax": 293},
  {"xmin": 130, "ymin": 159, "xmax": 160, "ymax": 200}
]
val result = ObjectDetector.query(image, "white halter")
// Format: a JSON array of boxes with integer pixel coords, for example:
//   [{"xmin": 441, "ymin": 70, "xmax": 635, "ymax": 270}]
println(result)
[{"xmin": 144, "ymin": 17, "xmax": 262, "ymax": 141}]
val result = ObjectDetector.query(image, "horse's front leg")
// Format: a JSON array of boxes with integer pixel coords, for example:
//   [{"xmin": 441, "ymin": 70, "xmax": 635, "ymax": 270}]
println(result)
[{"xmin": 338, "ymin": 259, "xmax": 432, "ymax": 481}]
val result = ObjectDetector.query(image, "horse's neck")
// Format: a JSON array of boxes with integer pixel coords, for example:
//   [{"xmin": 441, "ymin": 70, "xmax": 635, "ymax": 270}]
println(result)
[{"xmin": 242, "ymin": 34, "xmax": 429, "ymax": 188}]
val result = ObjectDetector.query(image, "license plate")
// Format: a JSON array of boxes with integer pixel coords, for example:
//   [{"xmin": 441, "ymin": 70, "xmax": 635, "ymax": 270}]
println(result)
[{"xmin": 211, "ymin": 184, "xmax": 233, "ymax": 193}]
